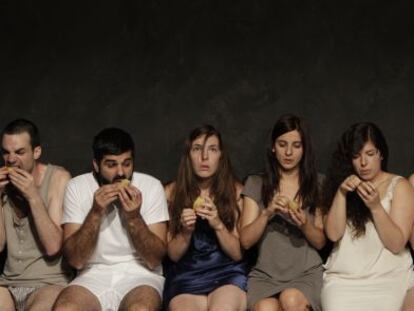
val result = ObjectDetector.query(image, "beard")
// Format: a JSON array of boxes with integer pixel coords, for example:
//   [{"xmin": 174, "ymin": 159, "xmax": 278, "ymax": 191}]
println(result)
[{"xmin": 93, "ymin": 169, "xmax": 132, "ymax": 186}]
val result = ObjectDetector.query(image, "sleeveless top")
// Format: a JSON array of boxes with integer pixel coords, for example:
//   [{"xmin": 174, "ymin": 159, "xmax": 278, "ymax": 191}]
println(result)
[
  {"xmin": 322, "ymin": 176, "xmax": 414, "ymax": 311},
  {"xmin": 0, "ymin": 164, "xmax": 72, "ymax": 287},
  {"xmin": 324, "ymin": 175, "xmax": 413, "ymax": 279}
]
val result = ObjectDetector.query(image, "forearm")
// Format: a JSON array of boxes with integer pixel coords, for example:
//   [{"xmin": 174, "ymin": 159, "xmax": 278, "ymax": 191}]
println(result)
[
  {"xmin": 167, "ymin": 232, "xmax": 192, "ymax": 262},
  {"xmin": 215, "ymin": 226, "xmax": 243, "ymax": 261},
  {"xmin": 124, "ymin": 213, "xmax": 166, "ymax": 270},
  {"xmin": 325, "ymin": 191, "xmax": 347, "ymax": 241},
  {"xmin": 371, "ymin": 206, "xmax": 406, "ymax": 253},
  {"xmin": 240, "ymin": 210, "xmax": 269, "ymax": 249},
  {"xmin": 63, "ymin": 209, "xmax": 102, "ymax": 269},
  {"xmin": 28, "ymin": 195, "xmax": 63, "ymax": 256},
  {"xmin": 0, "ymin": 206, "xmax": 6, "ymax": 252},
  {"xmin": 301, "ymin": 222, "xmax": 326, "ymax": 250}
]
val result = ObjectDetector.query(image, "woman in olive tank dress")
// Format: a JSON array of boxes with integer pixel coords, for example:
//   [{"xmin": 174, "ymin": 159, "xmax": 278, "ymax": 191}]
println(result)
[{"xmin": 240, "ymin": 114, "xmax": 325, "ymax": 311}]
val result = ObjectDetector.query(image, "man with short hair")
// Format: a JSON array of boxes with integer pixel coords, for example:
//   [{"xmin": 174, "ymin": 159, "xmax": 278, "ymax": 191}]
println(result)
[
  {"xmin": 53, "ymin": 127, "xmax": 169, "ymax": 311},
  {"xmin": 0, "ymin": 119, "xmax": 72, "ymax": 310}
]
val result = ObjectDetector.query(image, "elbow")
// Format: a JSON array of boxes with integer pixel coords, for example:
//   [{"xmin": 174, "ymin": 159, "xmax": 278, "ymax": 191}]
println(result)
[
  {"xmin": 230, "ymin": 251, "xmax": 243, "ymax": 262},
  {"xmin": 326, "ymin": 229, "xmax": 343, "ymax": 243},
  {"xmin": 387, "ymin": 243, "xmax": 406, "ymax": 255},
  {"xmin": 145, "ymin": 257, "xmax": 163, "ymax": 271},
  {"xmin": 313, "ymin": 238, "xmax": 327, "ymax": 250},
  {"xmin": 44, "ymin": 240, "xmax": 63, "ymax": 257},
  {"xmin": 67, "ymin": 257, "xmax": 85, "ymax": 270},
  {"xmin": 240, "ymin": 234, "xmax": 254, "ymax": 251}
]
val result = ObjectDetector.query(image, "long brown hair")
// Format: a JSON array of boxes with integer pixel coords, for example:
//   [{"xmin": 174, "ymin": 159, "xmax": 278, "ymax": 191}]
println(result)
[
  {"xmin": 262, "ymin": 114, "xmax": 318, "ymax": 213},
  {"xmin": 169, "ymin": 125, "xmax": 239, "ymax": 237}
]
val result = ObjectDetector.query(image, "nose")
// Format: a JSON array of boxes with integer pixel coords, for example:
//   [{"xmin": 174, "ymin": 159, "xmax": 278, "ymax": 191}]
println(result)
[
  {"xmin": 360, "ymin": 155, "xmax": 367, "ymax": 167},
  {"xmin": 201, "ymin": 149, "xmax": 209, "ymax": 161},
  {"xmin": 116, "ymin": 164, "xmax": 125, "ymax": 177},
  {"xmin": 6, "ymin": 153, "xmax": 17, "ymax": 165},
  {"xmin": 285, "ymin": 145, "xmax": 293, "ymax": 156}
]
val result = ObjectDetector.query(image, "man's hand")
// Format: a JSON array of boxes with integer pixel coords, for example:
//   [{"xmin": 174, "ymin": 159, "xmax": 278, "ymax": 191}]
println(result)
[
  {"xmin": 7, "ymin": 167, "xmax": 40, "ymax": 201},
  {"xmin": 0, "ymin": 167, "xmax": 10, "ymax": 195},
  {"xmin": 119, "ymin": 185, "xmax": 142, "ymax": 216},
  {"xmin": 92, "ymin": 184, "xmax": 119, "ymax": 215}
]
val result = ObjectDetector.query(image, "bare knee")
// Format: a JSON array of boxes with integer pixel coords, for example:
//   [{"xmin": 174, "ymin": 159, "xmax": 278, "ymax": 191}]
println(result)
[
  {"xmin": 253, "ymin": 298, "xmax": 280, "ymax": 311},
  {"xmin": 279, "ymin": 289, "xmax": 308, "ymax": 311}
]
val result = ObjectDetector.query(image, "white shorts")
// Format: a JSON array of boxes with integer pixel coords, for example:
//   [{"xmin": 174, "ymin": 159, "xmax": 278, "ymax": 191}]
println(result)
[{"xmin": 70, "ymin": 262, "xmax": 164, "ymax": 311}]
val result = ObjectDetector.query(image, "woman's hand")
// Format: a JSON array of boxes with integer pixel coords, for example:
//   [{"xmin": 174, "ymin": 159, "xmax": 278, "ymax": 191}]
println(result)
[
  {"xmin": 195, "ymin": 197, "xmax": 225, "ymax": 231},
  {"xmin": 180, "ymin": 208, "xmax": 197, "ymax": 234},
  {"xmin": 339, "ymin": 174, "xmax": 362, "ymax": 195},
  {"xmin": 356, "ymin": 181, "xmax": 381, "ymax": 211},
  {"xmin": 269, "ymin": 194, "xmax": 290, "ymax": 214},
  {"xmin": 288, "ymin": 207, "xmax": 308, "ymax": 227}
]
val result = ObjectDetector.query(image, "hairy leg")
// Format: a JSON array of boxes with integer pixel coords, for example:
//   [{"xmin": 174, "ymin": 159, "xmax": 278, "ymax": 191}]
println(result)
[
  {"xmin": 52, "ymin": 285, "xmax": 101, "ymax": 311},
  {"xmin": 25, "ymin": 284, "xmax": 64, "ymax": 311},
  {"xmin": 118, "ymin": 285, "xmax": 161, "ymax": 311}
]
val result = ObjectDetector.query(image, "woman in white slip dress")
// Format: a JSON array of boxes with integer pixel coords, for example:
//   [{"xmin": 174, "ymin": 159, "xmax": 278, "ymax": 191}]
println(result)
[{"xmin": 321, "ymin": 122, "xmax": 414, "ymax": 311}]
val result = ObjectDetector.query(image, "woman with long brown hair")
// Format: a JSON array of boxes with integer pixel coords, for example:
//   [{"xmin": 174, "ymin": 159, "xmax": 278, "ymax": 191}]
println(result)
[
  {"xmin": 322, "ymin": 122, "xmax": 414, "ymax": 310},
  {"xmin": 163, "ymin": 125, "xmax": 247, "ymax": 310},
  {"xmin": 240, "ymin": 114, "xmax": 325, "ymax": 311}
]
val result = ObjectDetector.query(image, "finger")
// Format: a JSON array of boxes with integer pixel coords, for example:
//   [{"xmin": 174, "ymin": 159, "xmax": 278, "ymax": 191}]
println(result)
[{"xmin": 356, "ymin": 187, "xmax": 369, "ymax": 201}]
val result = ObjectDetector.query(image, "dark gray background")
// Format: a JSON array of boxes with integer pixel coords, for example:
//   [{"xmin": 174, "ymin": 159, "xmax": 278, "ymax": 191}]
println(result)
[{"xmin": 1, "ymin": 0, "xmax": 413, "ymax": 182}]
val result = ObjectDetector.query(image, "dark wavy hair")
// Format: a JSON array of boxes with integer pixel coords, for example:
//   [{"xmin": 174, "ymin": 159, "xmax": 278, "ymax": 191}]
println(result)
[
  {"xmin": 169, "ymin": 125, "xmax": 239, "ymax": 237},
  {"xmin": 321, "ymin": 122, "xmax": 388, "ymax": 237},
  {"xmin": 262, "ymin": 114, "xmax": 318, "ymax": 213}
]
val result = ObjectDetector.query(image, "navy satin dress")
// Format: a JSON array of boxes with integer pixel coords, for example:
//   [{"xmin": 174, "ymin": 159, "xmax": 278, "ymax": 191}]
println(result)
[{"xmin": 163, "ymin": 218, "xmax": 247, "ymax": 307}]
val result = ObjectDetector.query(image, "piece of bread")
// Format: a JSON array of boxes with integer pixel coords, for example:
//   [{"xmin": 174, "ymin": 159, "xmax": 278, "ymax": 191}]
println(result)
[
  {"xmin": 117, "ymin": 179, "xmax": 130, "ymax": 189},
  {"xmin": 193, "ymin": 196, "xmax": 204, "ymax": 211},
  {"xmin": 288, "ymin": 200, "xmax": 299, "ymax": 211}
]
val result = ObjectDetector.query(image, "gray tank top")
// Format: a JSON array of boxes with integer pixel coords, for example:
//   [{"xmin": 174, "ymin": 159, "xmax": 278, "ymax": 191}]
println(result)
[{"xmin": 0, "ymin": 164, "xmax": 72, "ymax": 287}]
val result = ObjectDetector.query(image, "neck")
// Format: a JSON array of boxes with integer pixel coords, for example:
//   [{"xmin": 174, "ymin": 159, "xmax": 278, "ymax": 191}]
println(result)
[
  {"xmin": 279, "ymin": 167, "xmax": 300, "ymax": 182},
  {"xmin": 197, "ymin": 177, "xmax": 212, "ymax": 196},
  {"xmin": 31, "ymin": 162, "xmax": 45, "ymax": 187}
]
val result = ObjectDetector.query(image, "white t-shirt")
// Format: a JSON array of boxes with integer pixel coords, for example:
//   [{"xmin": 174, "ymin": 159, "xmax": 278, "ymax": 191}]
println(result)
[{"xmin": 62, "ymin": 172, "xmax": 169, "ymax": 273}]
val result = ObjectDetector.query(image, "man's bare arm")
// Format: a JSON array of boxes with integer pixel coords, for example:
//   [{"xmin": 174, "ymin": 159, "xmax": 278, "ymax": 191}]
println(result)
[
  {"xmin": 119, "ymin": 186, "xmax": 167, "ymax": 270},
  {"xmin": 63, "ymin": 184, "xmax": 119, "ymax": 269},
  {"xmin": 9, "ymin": 167, "xmax": 70, "ymax": 256}
]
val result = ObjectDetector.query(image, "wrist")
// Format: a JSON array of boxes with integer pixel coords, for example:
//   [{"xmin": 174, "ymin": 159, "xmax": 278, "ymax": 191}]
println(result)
[{"xmin": 214, "ymin": 222, "xmax": 225, "ymax": 232}]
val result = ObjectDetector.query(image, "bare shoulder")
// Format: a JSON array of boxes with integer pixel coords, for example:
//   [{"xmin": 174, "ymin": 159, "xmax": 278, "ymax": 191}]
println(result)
[
  {"xmin": 408, "ymin": 174, "xmax": 414, "ymax": 188},
  {"xmin": 49, "ymin": 165, "xmax": 71, "ymax": 190},
  {"xmin": 164, "ymin": 181, "xmax": 176, "ymax": 202},
  {"xmin": 394, "ymin": 176, "xmax": 414, "ymax": 195},
  {"xmin": 234, "ymin": 182, "xmax": 243, "ymax": 200}
]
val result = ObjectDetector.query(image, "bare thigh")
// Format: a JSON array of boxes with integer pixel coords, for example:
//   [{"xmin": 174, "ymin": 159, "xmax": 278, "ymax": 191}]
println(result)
[
  {"xmin": 169, "ymin": 293, "xmax": 208, "ymax": 311},
  {"xmin": 402, "ymin": 287, "xmax": 414, "ymax": 311},
  {"xmin": 25, "ymin": 285, "xmax": 64, "ymax": 311},
  {"xmin": 118, "ymin": 285, "xmax": 161, "ymax": 311},
  {"xmin": 208, "ymin": 285, "xmax": 246, "ymax": 311},
  {"xmin": 0, "ymin": 286, "xmax": 15, "ymax": 311},
  {"xmin": 52, "ymin": 285, "xmax": 101, "ymax": 311},
  {"xmin": 253, "ymin": 297, "xmax": 281, "ymax": 311}
]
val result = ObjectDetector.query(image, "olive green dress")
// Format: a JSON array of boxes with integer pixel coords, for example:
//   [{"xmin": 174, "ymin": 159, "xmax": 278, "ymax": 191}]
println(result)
[{"xmin": 242, "ymin": 175, "xmax": 322, "ymax": 310}]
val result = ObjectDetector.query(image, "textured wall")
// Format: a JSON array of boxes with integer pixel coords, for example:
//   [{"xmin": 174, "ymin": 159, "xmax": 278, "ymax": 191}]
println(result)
[{"xmin": 1, "ymin": 0, "xmax": 413, "ymax": 182}]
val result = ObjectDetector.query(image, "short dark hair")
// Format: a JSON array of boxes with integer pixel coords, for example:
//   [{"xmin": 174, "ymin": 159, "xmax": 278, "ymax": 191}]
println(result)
[
  {"xmin": 92, "ymin": 127, "xmax": 135, "ymax": 163},
  {"xmin": 1, "ymin": 119, "xmax": 40, "ymax": 149}
]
